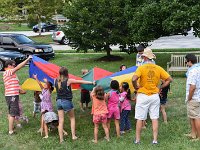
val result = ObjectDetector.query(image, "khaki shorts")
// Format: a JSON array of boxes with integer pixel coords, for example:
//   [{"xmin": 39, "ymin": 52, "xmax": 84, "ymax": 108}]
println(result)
[{"xmin": 187, "ymin": 100, "xmax": 200, "ymax": 119}]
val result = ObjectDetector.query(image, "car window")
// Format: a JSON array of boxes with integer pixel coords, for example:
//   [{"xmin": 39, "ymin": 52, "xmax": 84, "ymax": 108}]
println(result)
[
  {"xmin": 13, "ymin": 35, "xmax": 34, "ymax": 44},
  {"xmin": 3, "ymin": 37, "xmax": 14, "ymax": 45}
]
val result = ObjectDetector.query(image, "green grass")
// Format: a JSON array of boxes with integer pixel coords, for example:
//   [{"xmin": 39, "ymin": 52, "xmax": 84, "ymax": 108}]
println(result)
[
  {"xmin": 0, "ymin": 53, "xmax": 200, "ymax": 150},
  {"xmin": 30, "ymin": 35, "xmax": 53, "ymax": 44},
  {"xmin": 0, "ymin": 23, "xmax": 32, "ymax": 31}
]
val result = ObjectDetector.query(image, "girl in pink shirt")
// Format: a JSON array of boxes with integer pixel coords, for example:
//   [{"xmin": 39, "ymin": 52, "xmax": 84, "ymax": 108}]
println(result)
[
  {"xmin": 106, "ymin": 80, "xmax": 120, "ymax": 137},
  {"xmin": 119, "ymin": 82, "xmax": 131, "ymax": 134},
  {"xmin": 91, "ymin": 86, "xmax": 110, "ymax": 143}
]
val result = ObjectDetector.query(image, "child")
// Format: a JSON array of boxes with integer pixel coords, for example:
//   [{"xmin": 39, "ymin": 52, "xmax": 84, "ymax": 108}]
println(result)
[
  {"xmin": 33, "ymin": 91, "xmax": 42, "ymax": 117},
  {"xmin": 119, "ymin": 64, "xmax": 127, "ymax": 71},
  {"xmin": 160, "ymin": 80, "xmax": 170, "ymax": 123},
  {"xmin": 42, "ymin": 111, "xmax": 68, "ymax": 139},
  {"xmin": 136, "ymin": 44, "xmax": 145, "ymax": 66},
  {"xmin": 80, "ymin": 69, "xmax": 91, "ymax": 112},
  {"xmin": 90, "ymin": 86, "xmax": 110, "ymax": 143},
  {"xmin": 119, "ymin": 82, "xmax": 131, "ymax": 134},
  {"xmin": 106, "ymin": 80, "xmax": 120, "ymax": 137},
  {"xmin": 33, "ymin": 74, "xmax": 54, "ymax": 136}
]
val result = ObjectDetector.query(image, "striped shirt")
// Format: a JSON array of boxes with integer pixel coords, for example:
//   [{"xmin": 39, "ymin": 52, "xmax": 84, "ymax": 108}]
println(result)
[{"xmin": 3, "ymin": 69, "xmax": 20, "ymax": 96}]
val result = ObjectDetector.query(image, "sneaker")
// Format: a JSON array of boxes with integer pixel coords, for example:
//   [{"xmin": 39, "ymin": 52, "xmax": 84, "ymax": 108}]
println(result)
[
  {"xmin": 134, "ymin": 140, "xmax": 140, "ymax": 144},
  {"xmin": 9, "ymin": 130, "xmax": 14, "ymax": 135},
  {"xmin": 16, "ymin": 124, "xmax": 22, "ymax": 128},
  {"xmin": 43, "ymin": 135, "xmax": 48, "ymax": 139},
  {"xmin": 120, "ymin": 131, "xmax": 126, "ymax": 135},
  {"xmin": 152, "ymin": 141, "xmax": 158, "ymax": 144},
  {"xmin": 104, "ymin": 136, "xmax": 110, "ymax": 142}
]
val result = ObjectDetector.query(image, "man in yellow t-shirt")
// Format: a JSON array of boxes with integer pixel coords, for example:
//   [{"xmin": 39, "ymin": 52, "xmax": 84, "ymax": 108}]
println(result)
[{"xmin": 132, "ymin": 48, "xmax": 172, "ymax": 144}]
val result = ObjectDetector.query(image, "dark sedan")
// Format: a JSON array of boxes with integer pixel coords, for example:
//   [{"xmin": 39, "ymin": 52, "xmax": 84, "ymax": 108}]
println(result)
[
  {"xmin": 33, "ymin": 23, "xmax": 57, "ymax": 32},
  {"xmin": 0, "ymin": 48, "xmax": 26, "ymax": 71}
]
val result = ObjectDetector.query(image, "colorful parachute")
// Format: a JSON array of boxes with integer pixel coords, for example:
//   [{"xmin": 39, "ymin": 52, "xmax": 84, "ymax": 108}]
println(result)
[
  {"xmin": 81, "ymin": 67, "xmax": 113, "ymax": 91},
  {"xmin": 21, "ymin": 56, "xmax": 82, "ymax": 91},
  {"xmin": 82, "ymin": 66, "xmax": 138, "ymax": 93}
]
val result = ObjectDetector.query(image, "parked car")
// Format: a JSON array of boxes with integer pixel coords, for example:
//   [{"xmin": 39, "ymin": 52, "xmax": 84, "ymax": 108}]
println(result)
[
  {"xmin": 33, "ymin": 22, "xmax": 57, "ymax": 32},
  {"xmin": 52, "ymin": 30, "xmax": 70, "ymax": 45},
  {"xmin": 0, "ymin": 33, "xmax": 55, "ymax": 60},
  {"xmin": 0, "ymin": 48, "xmax": 26, "ymax": 71}
]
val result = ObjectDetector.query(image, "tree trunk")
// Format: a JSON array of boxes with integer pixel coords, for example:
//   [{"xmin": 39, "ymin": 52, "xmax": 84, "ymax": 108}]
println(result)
[{"xmin": 105, "ymin": 45, "xmax": 111, "ymax": 58}]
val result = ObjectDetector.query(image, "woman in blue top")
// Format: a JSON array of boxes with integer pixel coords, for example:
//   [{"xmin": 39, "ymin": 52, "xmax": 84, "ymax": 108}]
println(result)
[{"xmin": 55, "ymin": 67, "xmax": 94, "ymax": 143}]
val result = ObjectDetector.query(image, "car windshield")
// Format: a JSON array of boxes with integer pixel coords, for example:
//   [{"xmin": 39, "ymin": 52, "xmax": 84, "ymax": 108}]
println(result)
[{"xmin": 13, "ymin": 35, "xmax": 34, "ymax": 44}]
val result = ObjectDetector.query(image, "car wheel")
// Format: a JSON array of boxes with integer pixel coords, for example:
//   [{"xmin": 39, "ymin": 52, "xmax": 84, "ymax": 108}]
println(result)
[
  {"xmin": 25, "ymin": 52, "xmax": 32, "ymax": 58},
  {"xmin": 0, "ymin": 59, "xmax": 5, "ymax": 71},
  {"xmin": 61, "ymin": 37, "xmax": 70, "ymax": 45}
]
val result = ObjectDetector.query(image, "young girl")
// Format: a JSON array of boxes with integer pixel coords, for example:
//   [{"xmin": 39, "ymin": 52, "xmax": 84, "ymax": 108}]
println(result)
[
  {"xmin": 91, "ymin": 86, "xmax": 110, "ymax": 143},
  {"xmin": 33, "ymin": 74, "xmax": 54, "ymax": 137},
  {"xmin": 119, "ymin": 64, "xmax": 127, "ymax": 71},
  {"xmin": 106, "ymin": 80, "xmax": 120, "ymax": 137},
  {"xmin": 33, "ymin": 91, "xmax": 42, "ymax": 117},
  {"xmin": 119, "ymin": 82, "xmax": 131, "ymax": 134},
  {"xmin": 54, "ymin": 67, "xmax": 95, "ymax": 143}
]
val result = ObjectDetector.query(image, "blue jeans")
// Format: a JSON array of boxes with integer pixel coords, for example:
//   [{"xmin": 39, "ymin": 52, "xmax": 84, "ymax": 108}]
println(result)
[
  {"xmin": 120, "ymin": 110, "xmax": 131, "ymax": 131},
  {"xmin": 56, "ymin": 99, "xmax": 74, "ymax": 112}
]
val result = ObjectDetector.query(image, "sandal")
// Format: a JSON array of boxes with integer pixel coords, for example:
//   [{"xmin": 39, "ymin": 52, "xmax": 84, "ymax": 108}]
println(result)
[{"xmin": 91, "ymin": 139, "xmax": 97, "ymax": 144}]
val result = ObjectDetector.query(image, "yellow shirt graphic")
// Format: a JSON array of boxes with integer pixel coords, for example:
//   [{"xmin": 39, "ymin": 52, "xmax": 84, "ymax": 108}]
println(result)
[{"xmin": 134, "ymin": 64, "xmax": 170, "ymax": 95}]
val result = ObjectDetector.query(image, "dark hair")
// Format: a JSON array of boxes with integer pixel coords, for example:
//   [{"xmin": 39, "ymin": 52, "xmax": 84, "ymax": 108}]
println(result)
[
  {"xmin": 47, "ymin": 81, "xmax": 54, "ymax": 92},
  {"xmin": 185, "ymin": 54, "xmax": 197, "ymax": 64},
  {"xmin": 4, "ymin": 60, "xmax": 15, "ymax": 68},
  {"xmin": 136, "ymin": 44, "xmax": 145, "ymax": 52},
  {"xmin": 47, "ymin": 120, "xmax": 59, "ymax": 129},
  {"xmin": 110, "ymin": 80, "xmax": 119, "ymax": 90},
  {"xmin": 94, "ymin": 86, "xmax": 105, "ymax": 100},
  {"xmin": 121, "ymin": 82, "xmax": 131, "ymax": 100},
  {"xmin": 119, "ymin": 64, "xmax": 127, "ymax": 71},
  {"xmin": 57, "ymin": 67, "xmax": 68, "ymax": 89}
]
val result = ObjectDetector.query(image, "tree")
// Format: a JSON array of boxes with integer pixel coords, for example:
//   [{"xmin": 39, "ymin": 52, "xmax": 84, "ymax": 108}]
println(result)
[{"xmin": 63, "ymin": 0, "xmax": 132, "ymax": 57}]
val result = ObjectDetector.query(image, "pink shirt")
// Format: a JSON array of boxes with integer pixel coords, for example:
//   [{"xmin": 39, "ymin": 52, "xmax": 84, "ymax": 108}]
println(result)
[
  {"xmin": 120, "ymin": 92, "xmax": 131, "ymax": 111},
  {"xmin": 107, "ymin": 90, "xmax": 119, "ymax": 110}
]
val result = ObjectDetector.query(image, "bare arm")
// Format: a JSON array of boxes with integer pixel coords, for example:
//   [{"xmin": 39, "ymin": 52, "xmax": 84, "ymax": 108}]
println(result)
[
  {"xmin": 68, "ymin": 79, "xmax": 95, "ymax": 85},
  {"xmin": 132, "ymin": 75, "xmax": 139, "ymax": 91},
  {"xmin": 12, "ymin": 55, "xmax": 32, "ymax": 74},
  {"xmin": 188, "ymin": 84, "xmax": 196, "ymax": 101},
  {"xmin": 33, "ymin": 74, "xmax": 44, "ymax": 90},
  {"xmin": 160, "ymin": 77, "xmax": 173, "ymax": 89}
]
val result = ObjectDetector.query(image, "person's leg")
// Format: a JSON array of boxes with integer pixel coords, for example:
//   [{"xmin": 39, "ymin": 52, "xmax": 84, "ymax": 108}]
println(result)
[
  {"xmin": 120, "ymin": 110, "xmax": 126, "ymax": 133},
  {"xmin": 194, "ymin": 119, "xmax": 200, "ymax": 139},
  {"xmin": 58, "ymin": 110, "xmax": 65, "ymax": 143},
  {"xmin": 135, "ymin": 120, "xmax": 143, "ymax": 142},
  {"xmin": 114, "ymin": 119, "xmax": 120, "ymax": 137},
  {"xmin": 102, "ymin": 122, "xmax": 110, "ymax": 141},
  {"xmin": 152, "ymin": 119, "xmax": 159, "ymax": 142},
  {"xmin": 125, "ymin": 110, "xmax": 131, "ymax": 131},
  {"xmin": 43, "ymin": 122, "xmax": 48, "ymax": 138},
  {"xmin": 79, "ymin": 102, "xmax": 84, "ymax": 112},
  {"xmin": 93, "ymin": 123, "xmax": 99, "ymax": 143},
  {"xmin": 160, "ymin": 104, "xmax": 167, "ymax": 123},
  {"xmin": 107, "ymin": 119, "xmax": 111, "ymax": 131},
  {"xmin": 8, "ymin": 114, "xmax": 15, "ymax": 134},
  {"xmin": 68, "ymin": 109, "xmax": 77, "ymax": 140},
  {"xmin": 86, "ymin": 103, "xmax": 89, "ymax": 109},
  {"xmin": 40, "ymin": 114, "xmax": 44, "ymax": 136}
]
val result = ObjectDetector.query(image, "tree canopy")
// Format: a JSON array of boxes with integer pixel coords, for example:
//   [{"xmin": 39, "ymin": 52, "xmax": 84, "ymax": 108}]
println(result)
[{"xmin": 63, "ymin": 0, "xmax": 200, "ymax": 56}]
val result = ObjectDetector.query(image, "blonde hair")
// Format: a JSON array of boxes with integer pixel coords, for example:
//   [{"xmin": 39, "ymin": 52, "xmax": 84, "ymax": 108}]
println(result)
[
  {"xmin": 57, "ymin": 67, "xmax": 68, "ymax": 89},
  {"xmin": 93, "ymin": 86, "xmax": 105, "ymax": 100}
]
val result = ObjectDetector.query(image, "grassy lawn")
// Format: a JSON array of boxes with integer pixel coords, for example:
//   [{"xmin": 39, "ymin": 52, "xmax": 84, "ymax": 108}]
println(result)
[
  {"xmin": 0, "ymin": 23, "xmax": 32, "ymax": 31},
  {"xmin": 30, "ymin": 35, "xmax": 53, "ymax": 44},
  {"xmin": 0, "ymin": 53, "xmax": 199, "ymax": 150}
]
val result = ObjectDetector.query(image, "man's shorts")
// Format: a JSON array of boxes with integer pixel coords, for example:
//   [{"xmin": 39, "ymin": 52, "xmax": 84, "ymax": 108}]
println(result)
[
  {"xmin": 135, "ymin": 93, "xmax": 160, "ymax": 120},
  {"xmin": 5, "ymin": 95, "xmax": 20, "ymax": 117},
  {"xmin": 187, "ymin": 100, "xmax": 200, "ymax": 119},
  {"xmin": 93, "ymin": 114, "xmax": 107, "ymax": 124}
]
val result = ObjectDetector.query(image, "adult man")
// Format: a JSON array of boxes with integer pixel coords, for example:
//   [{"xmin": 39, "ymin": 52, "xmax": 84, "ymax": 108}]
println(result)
[
  {"xmin": 185, "ymin": 54, "xmax": 200, "ymax": 140},
  {"xmin": 132, "ymin": 48, "xmax": 172, "ymax": 144},
  {"xmin": 3, "ymin": 55, "xmax": 32, "ymax": 135}
]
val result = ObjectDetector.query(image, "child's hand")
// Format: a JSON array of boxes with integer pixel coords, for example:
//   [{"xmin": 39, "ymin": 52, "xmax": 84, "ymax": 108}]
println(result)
[
  {"xmin": 43, "ymin": 78, "xmax": 47, "ymax": 83},
  {"xmin": 33, "ymin": 74, "xmax": 37, "ymax": 79}
]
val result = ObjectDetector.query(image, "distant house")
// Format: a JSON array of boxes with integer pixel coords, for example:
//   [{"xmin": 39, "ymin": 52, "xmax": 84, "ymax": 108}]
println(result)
[{"xmin": 52, "ymin": 15, "xmax": 69, "ymax": 25}]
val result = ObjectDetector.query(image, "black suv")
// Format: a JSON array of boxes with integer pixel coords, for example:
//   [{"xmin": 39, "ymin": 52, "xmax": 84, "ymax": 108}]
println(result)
[{"xmin": 0, "ymin": 33, "xmax": 55, "ymax": 60}]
